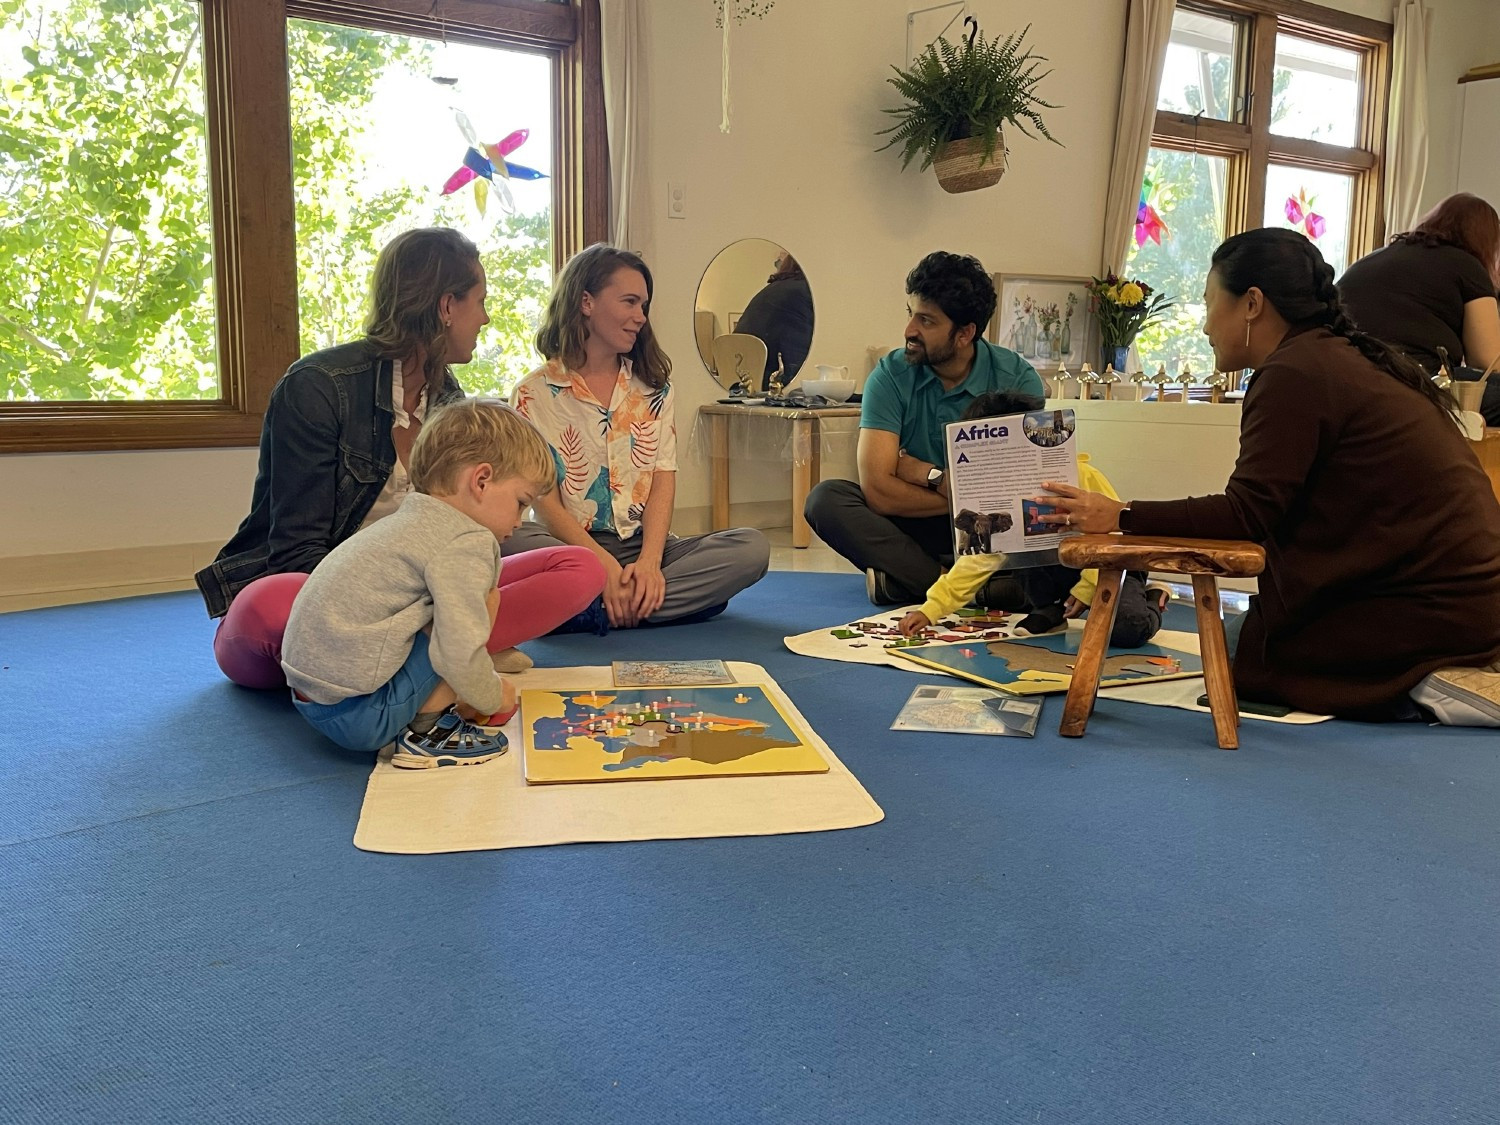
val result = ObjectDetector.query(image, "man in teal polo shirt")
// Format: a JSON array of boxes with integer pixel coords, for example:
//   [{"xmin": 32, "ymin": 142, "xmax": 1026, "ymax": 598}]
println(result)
[{"xmin": 805, "ymin": 251, "xmax": 1044, "ymax": 605}]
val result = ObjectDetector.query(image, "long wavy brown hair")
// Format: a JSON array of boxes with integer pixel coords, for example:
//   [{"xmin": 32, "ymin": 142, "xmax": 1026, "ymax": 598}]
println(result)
[
  {"xmin": 535, "ymin": 244, "xmax": 671, "ymax": 389},
  {"xmin": 363, "ymin": 228, "xmax": 483, "ymax": 393},
  {"xmin": 1395, "ymin": 192, "xmax": 1500, "ymax": 288}
]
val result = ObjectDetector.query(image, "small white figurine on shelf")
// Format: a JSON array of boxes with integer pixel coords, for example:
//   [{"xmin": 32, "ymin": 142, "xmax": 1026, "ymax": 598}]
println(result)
[
  {"xmin": 1205, "ymin": 369, "xmax": 1231, "ymax": 403},
  {"xmin": 1150, "ymin": 363, "xmax": 1174, "ymax": 403},
  {"xmin": 1178, "ymin": 362, "xmax": 1194, "ymax": 402},
  {"xmin": 1096, "ymin": 363, "xmax": 1122, "ymax": 401},
  {"xmin": 1077, "ymin": 362, "xmax": 1098, "ymax": 401},
  {"xmin": 1127, "ymin": 367, "xmax": 1149, "ymax": 402},
  {"xmin": 1050, "ymin": 358, "xmax": 1071, "ymax": 400}
]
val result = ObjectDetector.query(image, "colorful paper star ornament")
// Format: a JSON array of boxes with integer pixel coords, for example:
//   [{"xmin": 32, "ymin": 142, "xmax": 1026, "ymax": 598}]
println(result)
[
  {"xmin": 1284, "ymin": 188, "xmax": 1326, "ymax": 240},
  {"xmin": 440, "ymin": 110, "xmax": 547, "ymax": 216}
]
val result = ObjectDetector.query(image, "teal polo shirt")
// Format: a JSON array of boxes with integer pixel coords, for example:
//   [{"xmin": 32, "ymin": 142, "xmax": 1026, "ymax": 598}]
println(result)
[{"xmin": 860, "ymin": 338, "xmax": 1044, "ymax": 466}]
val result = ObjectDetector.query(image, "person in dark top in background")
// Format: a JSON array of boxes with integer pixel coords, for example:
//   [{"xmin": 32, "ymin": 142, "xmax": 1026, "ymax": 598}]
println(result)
[
  {"xmin": 1040, "ymin": 228, "xmax": 1500, "ymax": 725},
  {"xmin": 734, "ymin": 250, "xmax": 814, "ymax": 390},
  {"xmin": 1339, "ymin": 192, "xmax": 1500, "ymax": 421}
]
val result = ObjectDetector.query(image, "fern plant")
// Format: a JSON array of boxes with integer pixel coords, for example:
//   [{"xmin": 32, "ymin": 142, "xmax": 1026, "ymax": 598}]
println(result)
[{"xmin": 877, "ymin": 24, "xmax": 1061, "ymax": 171}]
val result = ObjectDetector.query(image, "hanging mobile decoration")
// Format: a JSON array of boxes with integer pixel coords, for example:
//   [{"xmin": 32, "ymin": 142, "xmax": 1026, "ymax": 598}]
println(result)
[
  {"xmin": 1284, "ymin": 187, "xmax": 1326, "ymax": 240},
  {"xmin": 1134, "ymin": 171, "xmax": 1169, "ymax": 247},
  {"xmin": 440, "ymin": 109, "xmax": 548, "ymax": 216},
  {"xmin": 714, "ymin": 0, "xmax": 776, "ymax": 134}
]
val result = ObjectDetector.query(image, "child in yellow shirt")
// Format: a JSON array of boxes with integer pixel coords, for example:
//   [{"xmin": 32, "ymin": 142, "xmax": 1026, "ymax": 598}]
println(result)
[{"xmin": 899, "ymin": 392, "xmax": 1168, "ymax": 644}]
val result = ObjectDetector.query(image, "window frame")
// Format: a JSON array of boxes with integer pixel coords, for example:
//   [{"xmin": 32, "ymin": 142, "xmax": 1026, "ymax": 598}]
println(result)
[
  {"xmin": 0, "ymin": 0, "xmax": 605, "ymax": 454},
  {"xmin": 1147, "ymin": 0, "xmax": 1390, "ymax": 279}
]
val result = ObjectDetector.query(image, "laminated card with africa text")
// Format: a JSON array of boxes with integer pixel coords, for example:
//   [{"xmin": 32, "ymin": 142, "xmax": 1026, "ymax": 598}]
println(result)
[{"xmin": 943, "ymin": 408, "xmax": 1079, "ymax": 559}]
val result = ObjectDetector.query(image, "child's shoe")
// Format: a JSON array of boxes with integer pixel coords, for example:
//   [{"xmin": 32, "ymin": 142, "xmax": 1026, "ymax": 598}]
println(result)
[
  {"xmin": 392, "ymin": 710, "xmax": 509, "ymax": 769},
  {"xmin": 1015, "ymin": 601, "xmax": 1068, "ymax": 635}
]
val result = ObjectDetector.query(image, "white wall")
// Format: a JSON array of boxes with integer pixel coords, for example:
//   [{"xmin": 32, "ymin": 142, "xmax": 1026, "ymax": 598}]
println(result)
[
  {"xmin": 649, "ymin": 0, "xmax": 1129, "ymax": 517},
  {"xmin": 1423, "ymin": 0, "xmax": 1500, "ymax": 212},
  {"xmin": 3, "ymin": 0, "xmax": 1489, "ymax": 599}
]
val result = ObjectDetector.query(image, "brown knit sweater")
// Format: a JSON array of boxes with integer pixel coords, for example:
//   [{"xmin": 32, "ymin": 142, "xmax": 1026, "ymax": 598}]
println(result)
[{"xmin": 1130, "ymin": 325, "xmax": 1500, "ymax": 719}]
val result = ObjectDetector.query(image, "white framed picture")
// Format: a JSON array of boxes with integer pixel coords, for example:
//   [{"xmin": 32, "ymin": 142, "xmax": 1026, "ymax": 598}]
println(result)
[{"xmin": 991, "ymin": 273, "xmax": 1099, "ymax": 370}]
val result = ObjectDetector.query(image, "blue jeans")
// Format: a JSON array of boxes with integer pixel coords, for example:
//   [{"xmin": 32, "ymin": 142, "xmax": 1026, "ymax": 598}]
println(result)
[{"xmin": 291, "ymin": 632, "xmax": 444, "ymax": 752}]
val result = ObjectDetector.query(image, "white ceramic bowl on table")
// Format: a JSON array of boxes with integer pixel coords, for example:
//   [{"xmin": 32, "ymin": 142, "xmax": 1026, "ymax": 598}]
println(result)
[{"xmin": 801, "ymin": 378, "xmax": 856, "ymax": 402}]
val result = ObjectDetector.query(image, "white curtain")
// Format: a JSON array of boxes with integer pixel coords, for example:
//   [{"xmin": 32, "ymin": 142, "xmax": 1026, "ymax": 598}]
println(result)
[
  {"xmin": 1101, "ymin": 0, "xmax": 1177, "ymax": 275},
  {"xmin": 1385, "ymin": 0, "xmax": 1430, "ymax": 235},
  {"xmin": 600, "ymin": 0, "xmax": 647, "ymax": 252}
]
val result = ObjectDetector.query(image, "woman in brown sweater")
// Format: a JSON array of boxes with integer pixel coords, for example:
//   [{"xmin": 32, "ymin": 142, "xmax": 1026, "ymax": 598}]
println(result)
[{"xmin": 1041, "ymin": 228, "xmax": 1500, "ymax": 723}]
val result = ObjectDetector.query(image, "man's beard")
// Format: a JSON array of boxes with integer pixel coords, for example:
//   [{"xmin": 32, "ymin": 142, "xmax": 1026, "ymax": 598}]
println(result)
[{"xmin": 904, "ymin": 331, "xmax": 958, "ymax": 368}]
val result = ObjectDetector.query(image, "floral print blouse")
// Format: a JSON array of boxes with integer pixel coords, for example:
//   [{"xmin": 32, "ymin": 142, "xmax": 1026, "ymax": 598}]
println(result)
[{"xmin": 511, "ymin": 357, "xmax": 676, "ymax": 541}]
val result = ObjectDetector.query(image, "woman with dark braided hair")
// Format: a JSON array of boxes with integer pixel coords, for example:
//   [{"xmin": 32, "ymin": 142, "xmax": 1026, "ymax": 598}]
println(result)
[{"xmin": 1037, "ymin": 228, "xmax": 1500, "ymax": 724}]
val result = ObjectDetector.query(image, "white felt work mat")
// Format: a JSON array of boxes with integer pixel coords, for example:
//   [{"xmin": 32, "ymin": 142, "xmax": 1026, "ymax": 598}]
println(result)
[
  {"xmin": 786, "ymin": 615, "xmax": 1330, "ymax": 725},
  {"xmin": 354, "ymin": 661, "xmax": 885, "ymax": 854}
]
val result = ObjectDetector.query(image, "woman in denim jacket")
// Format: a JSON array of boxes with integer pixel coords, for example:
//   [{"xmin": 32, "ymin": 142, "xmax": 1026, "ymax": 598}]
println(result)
[{"xmin": 197, "ymin": 228, "xmax": 606, "ymax": 690}]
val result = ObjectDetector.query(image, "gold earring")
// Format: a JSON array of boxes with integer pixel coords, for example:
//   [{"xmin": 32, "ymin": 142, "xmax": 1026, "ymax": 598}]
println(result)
[{"xmin": 1244, "ymin": 320, "xmax": 1251, "ymax": 347}]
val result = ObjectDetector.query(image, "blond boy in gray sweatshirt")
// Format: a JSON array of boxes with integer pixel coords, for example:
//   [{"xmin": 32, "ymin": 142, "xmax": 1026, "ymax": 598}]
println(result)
[{"xmin": 281, "ymin": 399, "xmax": 555, "ymax": 768}]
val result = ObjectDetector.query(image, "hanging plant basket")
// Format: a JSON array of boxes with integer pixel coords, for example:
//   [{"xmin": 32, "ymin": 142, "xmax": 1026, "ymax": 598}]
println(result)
[{"xmin": 933, "ymin": 131, "xmax": 1007, "ymax": 194}]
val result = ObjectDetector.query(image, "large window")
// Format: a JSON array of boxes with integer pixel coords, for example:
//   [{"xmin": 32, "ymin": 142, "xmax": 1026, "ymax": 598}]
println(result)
[
  {"xmin": 0, "ymin": 0, "xmax": 603, "ymax": 452},
  {"xmin": 0, "ymin": 0, "xmax": 216, "ymax": 403},
  {"xmin": 287, "ymin": 21, "xmax": 555, "ymax": 397},
  {"xmin": 1129, "ymin": 0, "xmax": 1389, "ymax": 372}
]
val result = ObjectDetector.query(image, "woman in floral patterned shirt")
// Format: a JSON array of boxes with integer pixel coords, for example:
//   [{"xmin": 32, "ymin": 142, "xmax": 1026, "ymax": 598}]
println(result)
[{"xmin": 509, "ymin": 245, "xmax": 769, "ymax": 629}]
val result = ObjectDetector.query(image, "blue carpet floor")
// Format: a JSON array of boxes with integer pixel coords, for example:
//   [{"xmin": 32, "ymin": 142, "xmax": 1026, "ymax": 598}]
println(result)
[{"xmin": 2, "ymin": 572, "xmax": 1498, "ymax": 1124}]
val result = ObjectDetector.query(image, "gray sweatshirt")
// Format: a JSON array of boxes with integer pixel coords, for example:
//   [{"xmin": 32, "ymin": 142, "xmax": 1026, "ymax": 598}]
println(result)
[{"xmin": 281, "ymin": 492, "xmax": 505, "ymax": 713}]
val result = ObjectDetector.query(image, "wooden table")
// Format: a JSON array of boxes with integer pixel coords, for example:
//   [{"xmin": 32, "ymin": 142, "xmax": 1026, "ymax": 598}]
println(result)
[
  {"xmin": 699, "ymin": 403, "xmax": 861, "ymax": 548},
  {"xmin": 1471, "ymin": 429, "xmax": 1500, "ymax": 505}
]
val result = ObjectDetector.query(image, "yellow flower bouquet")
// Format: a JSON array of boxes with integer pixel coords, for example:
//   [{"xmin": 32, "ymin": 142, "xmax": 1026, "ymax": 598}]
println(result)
[{"xmin": 1086, "ymin": 272, "xmax": 1173, "ymax": 350}]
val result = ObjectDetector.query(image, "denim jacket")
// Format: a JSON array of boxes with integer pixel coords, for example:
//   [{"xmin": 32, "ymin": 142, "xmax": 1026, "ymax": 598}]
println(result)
[{"xmin": 195, "ymin": 339, "xmax": 463, "ymax": 618}]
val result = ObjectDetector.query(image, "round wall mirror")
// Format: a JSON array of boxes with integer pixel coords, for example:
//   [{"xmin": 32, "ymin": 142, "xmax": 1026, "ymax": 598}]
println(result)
[{"xmin": 694, "ymin": 238, "xmax": 814, "ymax": 391}]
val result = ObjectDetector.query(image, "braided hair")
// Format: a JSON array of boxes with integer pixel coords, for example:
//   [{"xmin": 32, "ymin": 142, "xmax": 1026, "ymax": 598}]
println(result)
[{"xmin": 1211, "ymin": 228, "xmax": 1457, "ymax": 420}]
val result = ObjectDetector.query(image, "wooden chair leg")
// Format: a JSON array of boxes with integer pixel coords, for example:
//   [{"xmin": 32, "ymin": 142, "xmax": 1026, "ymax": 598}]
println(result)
[
  {"xmin": 1191, "ymin": 574, "xmax": 1239, "ymax": 750},
  {"xmin": 1060, "ymin": 568, "xmax": 1125, "ymax": 737}
]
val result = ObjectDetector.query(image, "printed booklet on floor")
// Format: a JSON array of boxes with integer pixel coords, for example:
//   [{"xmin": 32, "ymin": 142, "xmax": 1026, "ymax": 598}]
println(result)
[
  {"xmin": 943, "ymin": 407, "xmax": 1079, "ymax": 560},
  {"xmin": 890, "ymin": 684, "xmax": 1042, "ymax": 737}
]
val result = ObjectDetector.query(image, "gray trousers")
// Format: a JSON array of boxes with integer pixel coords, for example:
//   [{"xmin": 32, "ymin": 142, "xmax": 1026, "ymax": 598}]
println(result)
[{"xmin": 502, "ymin": 523, "xmax": 770, "ymax": 626}]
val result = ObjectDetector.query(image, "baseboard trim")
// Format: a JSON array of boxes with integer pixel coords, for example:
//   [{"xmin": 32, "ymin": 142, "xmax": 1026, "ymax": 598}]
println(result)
[{"xmin": 0, "ymin": 541, "xmax": 220, "ymax": 613}]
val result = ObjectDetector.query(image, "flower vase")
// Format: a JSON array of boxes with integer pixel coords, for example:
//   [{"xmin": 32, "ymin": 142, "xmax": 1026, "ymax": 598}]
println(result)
[
  {"xmin": 1037, "ymin": 331, "xmax": 1053, "ymax": 362},
  {"xmin": 1061, "ymin": 320, "xmax": 1072, "ymax": 357},
  {"xmin": 1103, "ymin": 345, "xmax": 1130, "ymax": 375}
]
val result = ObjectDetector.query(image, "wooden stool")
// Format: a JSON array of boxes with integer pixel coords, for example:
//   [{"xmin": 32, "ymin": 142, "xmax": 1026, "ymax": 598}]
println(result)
[{"xmin": 1056, "ymin": 535, "xmax": 1266, "ymax": 749}]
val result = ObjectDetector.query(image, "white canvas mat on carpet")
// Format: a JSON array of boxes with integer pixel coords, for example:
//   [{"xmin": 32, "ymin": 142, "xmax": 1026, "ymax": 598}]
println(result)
[
  {"xmin": 785, "ymin": 612, "xmax": 1330, "ymax": 725},
  {"xmin": 354, "ymin": 661, "xmax": 885, "ymax": 855}
]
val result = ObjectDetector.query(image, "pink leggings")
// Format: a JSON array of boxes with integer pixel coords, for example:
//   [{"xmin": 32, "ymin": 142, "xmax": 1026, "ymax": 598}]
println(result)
[{"xmin": 212, "ymin": 545, "xmax": 606, "ymax": 690}]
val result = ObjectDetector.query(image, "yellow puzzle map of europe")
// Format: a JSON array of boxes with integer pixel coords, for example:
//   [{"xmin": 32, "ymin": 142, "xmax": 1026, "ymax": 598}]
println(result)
[{"xmin": 520, "ymin": 685, "xmax": 829, "ymax": 784}]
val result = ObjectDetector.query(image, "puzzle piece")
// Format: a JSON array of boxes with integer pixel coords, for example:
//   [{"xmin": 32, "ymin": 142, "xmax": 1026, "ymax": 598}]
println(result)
[
  {"xmin": 830, "ymin": 628, "xmax": 861, "ymax": 640},
  {"xmin": 1119, "ymin": 662, "xmax": 1173, "ymax": 677},
  {"xmin": 883, "ymin": 637, "xmax": 929, "ymax": 649}
]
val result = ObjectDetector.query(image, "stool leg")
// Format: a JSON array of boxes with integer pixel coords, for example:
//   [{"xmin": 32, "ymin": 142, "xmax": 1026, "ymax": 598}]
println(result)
[
  {"xmin": 1060, "ymin": 568, "xmax": 1124, "ymax": 737},
  {"xmin": 1191, "ymin": 575, "xmax": 1239, "ymax": 750}
]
